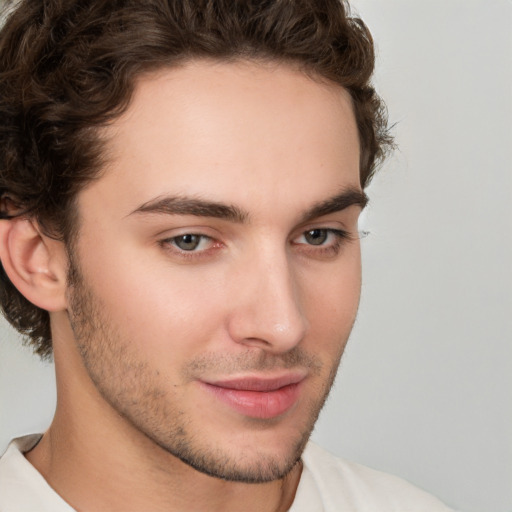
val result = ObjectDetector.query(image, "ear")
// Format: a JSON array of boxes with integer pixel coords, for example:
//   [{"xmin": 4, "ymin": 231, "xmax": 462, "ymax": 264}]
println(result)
[{"xmin": 0, "ymin": 218, "xmax": 68, "ymax": 312}]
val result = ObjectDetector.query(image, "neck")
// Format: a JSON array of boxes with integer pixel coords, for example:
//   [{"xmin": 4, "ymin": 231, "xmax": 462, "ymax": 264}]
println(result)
[
  {"xmin": 25, "ymin": 331, "xmax": 302, "ymax": 512},
  {"xmin": 26, "ymin": 426, "xmax": 302, "ymax": 512}
]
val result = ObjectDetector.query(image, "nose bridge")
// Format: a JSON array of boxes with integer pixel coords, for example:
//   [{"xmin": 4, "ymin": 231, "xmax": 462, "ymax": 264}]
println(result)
[{"xmin": 228, "ymin": 243, "xmax": 309, "ymax": 352}]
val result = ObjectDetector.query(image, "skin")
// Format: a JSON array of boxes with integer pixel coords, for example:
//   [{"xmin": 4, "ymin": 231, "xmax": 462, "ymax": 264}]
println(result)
[{"xmin": 22, "ymin": 60, "xmax": 364, "ymax": 511}]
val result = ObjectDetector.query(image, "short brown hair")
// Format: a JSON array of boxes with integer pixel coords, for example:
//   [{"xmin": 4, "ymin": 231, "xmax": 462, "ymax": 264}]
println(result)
[{"xmin": 0, "ymin": 0, "xmax": 393, "ymax": 359}]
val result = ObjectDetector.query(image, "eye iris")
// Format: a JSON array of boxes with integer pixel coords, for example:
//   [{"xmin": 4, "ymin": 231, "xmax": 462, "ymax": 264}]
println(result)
[
  {"xmin": 305, "ymin": 229, "xmax": 328, "ymax": 245},
  {"xmin": 175, "ymin": 234, "xmax": 201, "ymax": 251}
]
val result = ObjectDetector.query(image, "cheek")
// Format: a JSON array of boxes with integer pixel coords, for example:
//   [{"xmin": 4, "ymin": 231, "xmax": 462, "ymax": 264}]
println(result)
[
  {"xmin": 76, "ymin": 229, "xmax": 361, "ymax": 366},
  {"xmin": 301, "ymin": 253, "xmax": 362, "ymax": 344},
  {"xmin": 79, "ymin": 243, "xmax": 229, "ymax": 358}
]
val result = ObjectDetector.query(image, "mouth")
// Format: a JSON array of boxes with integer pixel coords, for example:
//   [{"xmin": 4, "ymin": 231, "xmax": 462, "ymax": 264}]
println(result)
[{"xmin": 200, "ymin": 373, "xmax": 306, "ymax": 419}]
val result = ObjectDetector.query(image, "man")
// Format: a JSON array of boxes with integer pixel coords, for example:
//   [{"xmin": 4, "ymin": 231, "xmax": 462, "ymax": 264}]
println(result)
[{"xmin": 0, "ymin": 1, "xmax": 454, "ymax": 510}]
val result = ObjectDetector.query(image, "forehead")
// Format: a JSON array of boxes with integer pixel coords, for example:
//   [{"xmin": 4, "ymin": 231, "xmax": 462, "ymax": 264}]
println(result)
[{"xmin": 84, "ymin": 60, "xmax": 360, "ymax": 220}]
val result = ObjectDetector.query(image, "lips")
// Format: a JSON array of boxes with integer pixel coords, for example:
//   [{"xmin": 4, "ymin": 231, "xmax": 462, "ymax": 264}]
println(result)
[{"xmin": 200, "ymin": 373, "xmax": 306, "ymax": 419}]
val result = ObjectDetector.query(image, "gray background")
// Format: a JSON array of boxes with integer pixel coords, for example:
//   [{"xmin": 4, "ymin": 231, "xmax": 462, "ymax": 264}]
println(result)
[{"xmin": 1, "ymin": 1, "xmax": 511, "ymax": 511}]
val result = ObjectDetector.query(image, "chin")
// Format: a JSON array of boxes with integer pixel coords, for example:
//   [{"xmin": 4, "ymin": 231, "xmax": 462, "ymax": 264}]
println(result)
[
  {"xmin": 146, "ymin": 418, "xmax": 311, "ymax": 483},
  {"xmin": 174, "ymin": 440, "xmax": 305, "ymax": 483}
]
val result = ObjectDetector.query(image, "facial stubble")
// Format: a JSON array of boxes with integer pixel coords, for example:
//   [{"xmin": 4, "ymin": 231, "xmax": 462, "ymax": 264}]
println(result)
[{"xmin": 66, "ymin": 252, "xmax": 347, "ymax": 483}]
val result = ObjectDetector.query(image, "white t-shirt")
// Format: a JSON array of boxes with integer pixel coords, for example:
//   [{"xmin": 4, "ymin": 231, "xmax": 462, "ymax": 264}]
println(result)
[{"xmin": 0, "ymin": 434, "xmax": 455, "ymax": 511}]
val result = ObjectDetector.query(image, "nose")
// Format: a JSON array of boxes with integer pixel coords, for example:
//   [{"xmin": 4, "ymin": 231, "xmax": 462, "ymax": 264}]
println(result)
[{"xmin": 226, "ymin": 250, "xmax": 309, "ymax": 353}]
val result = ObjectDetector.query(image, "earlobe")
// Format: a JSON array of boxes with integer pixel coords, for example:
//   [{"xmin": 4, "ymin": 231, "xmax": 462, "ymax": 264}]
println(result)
[{"xmin": 0, "ymin": 218, "xmax": 68, "ymax": 312}]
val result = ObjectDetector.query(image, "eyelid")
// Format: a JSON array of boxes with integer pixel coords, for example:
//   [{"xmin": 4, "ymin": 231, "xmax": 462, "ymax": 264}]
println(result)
[
  {"xmin": 292, "ymin": 228, "xmax": 347, "ymax": 244},
  {"xmin": 154, "ymin": 223, "xmax": 222, "ymax": 239},
  {"xmin": 290, "ymin": 225, "xmax": 360, "ymax": 260},
  {"xmin": 173, "ymin": 233, "xmax": 212, "ymax": 251},
  {"xmin": 161, "ymin": 232, "xmax": 215, "ymax": 247},
  {"xmin": 292, "ymin": 218, "xmax": 358, "ymax": 238},
  {"xmin": 159, "ymin": 235, "xmax": 224, "ymax": 264}
]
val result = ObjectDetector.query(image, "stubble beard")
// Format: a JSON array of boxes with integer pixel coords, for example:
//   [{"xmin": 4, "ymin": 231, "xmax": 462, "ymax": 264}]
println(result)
[{"xmin": 66, "ymin": 253, "xmax": 346, "ymax": 483}]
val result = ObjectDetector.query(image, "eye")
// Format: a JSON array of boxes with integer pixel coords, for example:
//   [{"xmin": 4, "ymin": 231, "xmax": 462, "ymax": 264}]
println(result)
[
  {"xmin": 292, "ymin": 228, "xmax": 352, "ymax": 258},
  {"xmin": 166, "ymin": 234, "xmax": 211, "ymax": 252},
  {"xmin": 303, "ymin": 229, "xmax": 330, "ymax": 246},
  {"xmin": 295, "ymin": 228, "xmax": 347, "ymax": 247}
]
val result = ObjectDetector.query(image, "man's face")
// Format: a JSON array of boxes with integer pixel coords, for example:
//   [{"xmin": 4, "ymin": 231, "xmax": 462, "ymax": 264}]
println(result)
[{"xmin": 65, "ymin": 60, "xmax": 363, "ymax": 482}]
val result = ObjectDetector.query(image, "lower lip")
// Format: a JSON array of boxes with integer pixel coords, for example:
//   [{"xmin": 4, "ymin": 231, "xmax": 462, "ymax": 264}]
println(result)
[{"xmin": 201, "ymin": 382, "xmax": 302, "ymax": 419}]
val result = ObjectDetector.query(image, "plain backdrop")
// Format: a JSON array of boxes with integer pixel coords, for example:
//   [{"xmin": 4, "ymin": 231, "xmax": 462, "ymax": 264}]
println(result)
[{"xmin": 1, "ymin": 1, "xmax": 511, "ymax": 511}]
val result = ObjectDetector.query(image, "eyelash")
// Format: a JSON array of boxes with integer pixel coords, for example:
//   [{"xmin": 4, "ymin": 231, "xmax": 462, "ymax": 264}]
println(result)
[
  {"xmin": 293, "ymin": 228, "xmax": 352, "ymax": 258},
  {"xmin": 160, "ymin": 228, "xmax": 354, "ymax": 262},
  {"xmin": 159, "ymin": 234, "xmax": 219, "ymax": 260}
]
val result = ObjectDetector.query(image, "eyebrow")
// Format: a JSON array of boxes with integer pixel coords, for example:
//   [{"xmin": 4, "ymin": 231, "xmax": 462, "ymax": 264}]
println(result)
[
  {"xmin": 129, "ymin": 196, "xmax": 248, "ymax": 223},
  {"xmin": 299, "ymin": 187, "xmax": 368, "ymax": 224},
  {"xmin": 129, "ymin": 187, "xmax": 368, "ymax": 224}
]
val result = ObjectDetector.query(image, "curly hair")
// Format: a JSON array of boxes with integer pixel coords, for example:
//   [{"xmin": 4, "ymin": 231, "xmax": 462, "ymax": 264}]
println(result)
[{"xmin": 0, "ymin": 0, "xmax": 393, "ymax": 360}]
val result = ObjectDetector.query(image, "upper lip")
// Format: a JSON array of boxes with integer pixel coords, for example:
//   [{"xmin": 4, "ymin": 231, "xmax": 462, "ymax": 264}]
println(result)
[{"xmin": 203, "ymin": 373, "xmax": 307, "ymax": 392}]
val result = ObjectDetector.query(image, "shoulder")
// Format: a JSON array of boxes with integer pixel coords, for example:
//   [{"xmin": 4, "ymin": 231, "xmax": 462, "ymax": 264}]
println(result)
[
  {"xmin": 0, "ymin": 435, "xmax": 75, "ymax": 512},
  {"xmin": 292, "ymin": 442, "xmax": 456, "ymax": 512}
]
